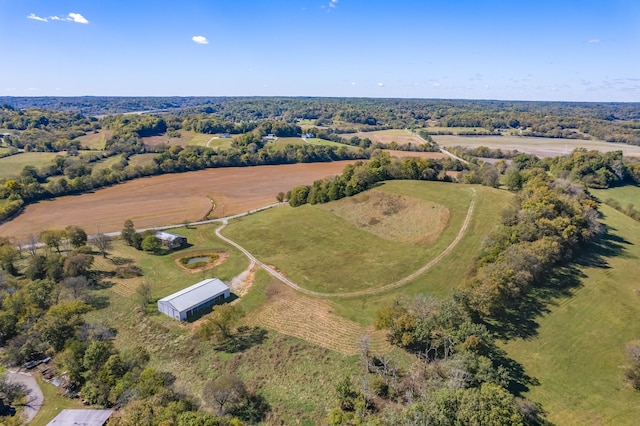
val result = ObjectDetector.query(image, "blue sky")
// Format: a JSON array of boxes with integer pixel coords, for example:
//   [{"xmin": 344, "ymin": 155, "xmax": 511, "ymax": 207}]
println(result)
[{"xmin": 1, "ymin": 0, "xmax": 639, "ymax": 101}]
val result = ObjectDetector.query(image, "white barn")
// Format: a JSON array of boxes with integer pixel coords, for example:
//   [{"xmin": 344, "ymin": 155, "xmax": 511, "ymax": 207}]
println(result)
[{"xmin": 157, "ymin": 278, "xmax": 230, "ymax": 321}]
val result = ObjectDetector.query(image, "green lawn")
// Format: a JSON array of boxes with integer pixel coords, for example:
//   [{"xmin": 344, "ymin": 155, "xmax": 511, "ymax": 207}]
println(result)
[
  {"xmin": 305, "ymin": 137, "xmax": 351, "ymax": 147},
  {"xmin": 0, "ymin": 152, "xmax": 65, "ymax": 179},
  {"xmin": 503, "ymin": 204, "xmax": 640, "ymax": 425},
  {"xmin": 30, "ymin": 376, "xmax": 85, "ymax": 426},
  {"xmin": 590, "ymin": 185, "xmax": 640, "ymax": 210}
]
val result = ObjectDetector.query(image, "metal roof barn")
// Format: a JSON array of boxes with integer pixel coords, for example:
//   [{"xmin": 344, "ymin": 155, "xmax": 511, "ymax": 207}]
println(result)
[
  {"xmin": 157, "ymin": 278, "xmax": 230, "ymax": 321},
  {"xmin": 47, "ymin": 409, "xmax": 113, "ymax": 426}
]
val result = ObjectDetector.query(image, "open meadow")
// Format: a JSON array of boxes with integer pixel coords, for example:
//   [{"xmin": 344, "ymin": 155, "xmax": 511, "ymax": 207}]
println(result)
[
  {"xmin": 0, "ymin": 152, "xmax": 65, "ymax": 179},
  {"xmin": 590, "ymin": 185, "xmax": 640, "ymax": 210},
  {"xmin": 504, "ymin": 203, "xmax": 640, "ymax": 425},
  {"xmin": 0, "ymin": 161, "xmax": 358, "ymax": 242},
  {"xmin": 344, "ymin": 129, "xmax": 425, "ymax": 146},
  {"xmin": 433, "ymin": 135, "xmax": 640, "ymax": 158},
  {"xmin": 77, "ymin": 180, "xmax": 510, "ymax": 423},
  {"xmin": 222, "ymin": 181, "xmax": 512, "ymax": 322},
  {"xmin": 75, "ymin": 129, "xmax": 114, "ymax": 149},
  {"xmin": 141, "ymin": 130, "xmax": 219, "ymax": 148}
]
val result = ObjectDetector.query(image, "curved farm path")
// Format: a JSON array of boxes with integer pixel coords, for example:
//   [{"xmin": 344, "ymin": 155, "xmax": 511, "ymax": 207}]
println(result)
[
  {"xmin": 7, "ymin": 369, "xmax": 44, "ymax": 424},
  {"xmin": 217, "ymin": 188, "xmax": 476, "ymax": 298}
]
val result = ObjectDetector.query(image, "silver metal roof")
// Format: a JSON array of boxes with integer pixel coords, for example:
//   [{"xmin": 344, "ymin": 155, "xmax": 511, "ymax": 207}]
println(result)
[
  {"xmin": 158, "ymin": 278, "xmax": 229, "ymax": 313},
  {"xmin": 47, "ymin": 409, "xmax": 113, "ymax": 425}
]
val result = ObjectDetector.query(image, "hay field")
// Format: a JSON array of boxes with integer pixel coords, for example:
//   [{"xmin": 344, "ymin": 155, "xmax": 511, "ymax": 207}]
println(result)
[
  {"xmin": 0, "ymin": 161, "xmax": 357, "ymax": 241},
  {"xmin": 345, "ymin": 129, "xmax": 424, "ymax": 145},
  {"xmin": 141, "ymin": 131, "xmax": 213, "ymax": 147},
  {"xmin": 434, "ymin": 135, "xmax": 640, "ymax": 158},
  {"xmin": 75, "ymin": 129, "xmax": 114, "ymax": 149},
  {"xmin": 0, "ymin": 152, "xmax": 65, "ymax": 179}
]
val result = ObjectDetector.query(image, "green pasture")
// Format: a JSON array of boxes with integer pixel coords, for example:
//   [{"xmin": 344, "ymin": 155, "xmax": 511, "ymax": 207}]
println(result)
[
  {"xmin": 504, "ymin": 204, "xmax": 640, "ymax": 425},
  {"xmin": 424, "ymin": 126, "xmax": 495, "ymax": 135},
  {"xmin": 590, "ymin": 185, "xmax": 640, "ymax": 210},
  {"xmin": 222, "ymin": 181, "xmax": 512, "ymax": 321},
  {"xmin": 75, "ymin": 130, "xmax": 111, "ymax": 149},
  {"xmin": 305, "ymin": 137, "xmax": 352, "ymax": 147},
  {"xmin": 0, "ymin": 152, "xmax": 65, "ymax": 179}
]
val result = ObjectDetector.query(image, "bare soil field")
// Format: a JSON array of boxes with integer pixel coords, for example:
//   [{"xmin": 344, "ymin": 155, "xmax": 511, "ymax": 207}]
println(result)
[
  {"xmin": 0, "ymin": 162, "xmax": 356, "ymax": 242},
  {"xmin": 434, "ymin": 135, "xmax": 640, "ymax": 158},
  {"xmin": 345, "ymin": 129, "xmax": 425, "ymax": 145},
  {"xmin": 384, "ymin": 150, "xmax": 448, "ymax": 159}
]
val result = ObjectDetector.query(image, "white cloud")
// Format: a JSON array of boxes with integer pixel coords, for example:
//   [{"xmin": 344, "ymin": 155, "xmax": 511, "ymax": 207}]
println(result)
[
  {"xmin": 432, "ymin": 82, "xmax": 441, "ymax": 87},
  {"xmin": 27, "ymin": 12, "xmax": 89, "ymax": 24},
  {"xmin": 377, "ymin": 82, "xmax": 384, "ymax": 87},
  {"xmin": 192, "ymin": 35, "xmax": 209, "ymax": 45},
  {"xmin": 27, "ymin": 13, "xmax": 48, "ymax": 22},
  {"xmin": 329, "ymin": 0, "xmax": 338, "ymax": 8},
  {"xmin": 587, "ymin": 38, "xmax": 601, "ymax": 44},
  {"xmin": 68, "ymin": 13, "xmax": 89, "ymax": 24},
  {"xmin": 351, "ymin": 82, "xmax": 357, "ymax": 86}
]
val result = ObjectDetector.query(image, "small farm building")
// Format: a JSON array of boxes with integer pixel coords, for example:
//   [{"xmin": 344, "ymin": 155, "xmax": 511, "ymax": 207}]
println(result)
[
  {"xmin": 156, "ymin": 231, "xmax": 187, "ymax": 249},
  {"xmin": 157, "ymin": 278, "xmax": 230, "ymax": 321},
  {"xmin": 47, "ymin": 409, "xmax": 113, "ymax": 426}
]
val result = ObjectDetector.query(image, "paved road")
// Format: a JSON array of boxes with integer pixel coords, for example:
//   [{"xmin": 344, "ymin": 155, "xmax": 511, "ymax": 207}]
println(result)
[
  {"xmin": 411, "ymin": 130, "xmax": 470, "ymax": 165},
  {"xmin": 7, "ymin": 369, "xmax": 43, "ymax": 424}
]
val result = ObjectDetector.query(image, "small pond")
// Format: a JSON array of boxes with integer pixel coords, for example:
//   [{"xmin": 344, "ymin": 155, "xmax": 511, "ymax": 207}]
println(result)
[{"xmin": 187, "ymin": 256, "xmax": 210, "ymax": 265}]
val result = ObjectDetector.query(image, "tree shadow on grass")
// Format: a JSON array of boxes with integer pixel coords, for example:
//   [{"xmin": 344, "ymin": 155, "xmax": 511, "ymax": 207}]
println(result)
[
  {"xmin": 214, "ymin": 326, "xmax": 268, "ymax": 353},
  {"xmin": 487, "ymin": 225, "xmax": 629, "ymax": 342}
]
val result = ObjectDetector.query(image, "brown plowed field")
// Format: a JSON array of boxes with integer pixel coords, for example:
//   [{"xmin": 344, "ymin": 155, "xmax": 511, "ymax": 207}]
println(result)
[{"xmin": 0, "ymin": 161, "xmax": 356, "ymax": 242}]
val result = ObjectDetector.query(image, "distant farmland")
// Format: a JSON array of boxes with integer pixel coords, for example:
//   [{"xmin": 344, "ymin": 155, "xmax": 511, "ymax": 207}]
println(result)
[
  {"xmin": 344, "ymin": 129, "xmax": 425, "ymax": 146},
  {"xmin": 433, "ymin": 135, "xmax": 640, "ymax": 158},
  {"xmin": 0, "ymin": 161, "xmax": 358, "ymax": 242}
]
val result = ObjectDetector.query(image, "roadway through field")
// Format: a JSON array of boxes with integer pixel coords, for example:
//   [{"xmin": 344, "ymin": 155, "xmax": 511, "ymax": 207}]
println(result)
[{"xmin": 216, "ymin": 188, "xmax": 476, "ymax": 298}]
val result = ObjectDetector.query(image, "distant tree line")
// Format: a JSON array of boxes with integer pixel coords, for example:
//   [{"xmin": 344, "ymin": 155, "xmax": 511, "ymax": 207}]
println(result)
[
  {"xmin": 3, "ymin": 97, "xmax": 640, "ymax": 144},
  {"xmin": 287, "ymin": 151, "xmax": 465, "ymax": 207}
]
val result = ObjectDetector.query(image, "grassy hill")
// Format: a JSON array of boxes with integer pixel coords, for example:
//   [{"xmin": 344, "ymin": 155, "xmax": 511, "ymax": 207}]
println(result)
[{"xmin": 504, "ymin": 203, "xmax": 640, "ymax": 425}]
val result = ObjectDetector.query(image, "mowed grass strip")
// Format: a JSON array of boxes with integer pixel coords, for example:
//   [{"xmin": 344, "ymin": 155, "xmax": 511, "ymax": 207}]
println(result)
[
  {"xmin": 222, "ymin": 181, "xmax": 475, "ymax": 294},
  {"xmin": 504, "ymin": 204, "xmax": 640, "ymax": 425}
]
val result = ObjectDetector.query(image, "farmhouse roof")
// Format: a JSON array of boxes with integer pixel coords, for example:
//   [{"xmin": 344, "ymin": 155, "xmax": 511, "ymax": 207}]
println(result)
[
  {"xmin": 158, "ymin": 278, "xmax": 229, "ymax": 312},
  {"xmin": 156, "ymin": 231, "xmax": 185, "ymax": 241},
  {"xmin": 47, "ymin": 409, "xmax": 113, "ymax": 426}
]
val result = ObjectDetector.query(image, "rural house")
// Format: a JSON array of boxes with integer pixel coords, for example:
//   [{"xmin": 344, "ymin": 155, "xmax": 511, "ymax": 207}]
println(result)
[
  {"xmin": 47, "ymin": 409, "xmax": 113, "ymax": 426},
  {"xmin": 157, "ymin": 278, "xmax": 230, "ymax": 321},
  {"xmin": 156, "ymin": 231, "xmax": 187, "ymax": 249}
]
